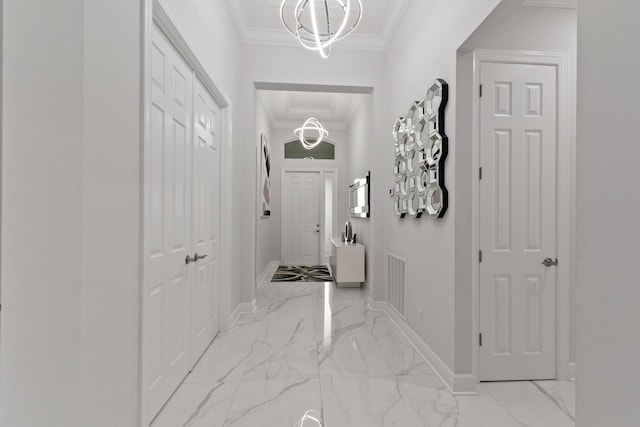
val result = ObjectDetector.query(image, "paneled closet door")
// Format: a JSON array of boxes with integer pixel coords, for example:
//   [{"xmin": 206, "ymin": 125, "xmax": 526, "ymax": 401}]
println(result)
[
  {"xmin": 145, "ymin": 24, "xmax": 194, "ymax": 422},
  {"xmin": 190, "ymin": 77, "xmax": 221, "ymax": 365}
]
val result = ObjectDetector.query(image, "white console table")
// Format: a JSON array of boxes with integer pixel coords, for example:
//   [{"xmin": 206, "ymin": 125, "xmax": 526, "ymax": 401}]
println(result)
[{"xmin": 329, "ymin": 238, "xmax": 365, "ymax": 287}]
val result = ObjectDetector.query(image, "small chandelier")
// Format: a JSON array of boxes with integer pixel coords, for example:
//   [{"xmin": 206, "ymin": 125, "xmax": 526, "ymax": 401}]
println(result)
[
  {"xmin": 294, "ymin": 118, "xmax": 329, "ymax": 150},
  {"xmin": 280, "ymin": 0, "xmax": 363, "ymax": 59}
]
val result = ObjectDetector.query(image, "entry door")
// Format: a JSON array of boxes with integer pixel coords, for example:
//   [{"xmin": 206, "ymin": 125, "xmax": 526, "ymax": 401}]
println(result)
[
  {"xmin": 479, "ymin": 62, "xmax": 557, "ymax": 381},
  {"xmin": 282, "ymin": 172, "xmax": 321, "ymax": 265},
  {"xmin": 145, "ymin": 24, "xmax": 193, "ymax": 417},
  {"xmin": 190, "ymin": 77, "xmax": 221, "ymax": 365}
]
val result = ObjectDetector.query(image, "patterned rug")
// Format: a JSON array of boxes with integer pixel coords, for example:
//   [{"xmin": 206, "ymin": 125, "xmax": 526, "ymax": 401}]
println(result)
[{"xmin": 271, "ymin": 265, "xmax": 333, "ymax": 282}]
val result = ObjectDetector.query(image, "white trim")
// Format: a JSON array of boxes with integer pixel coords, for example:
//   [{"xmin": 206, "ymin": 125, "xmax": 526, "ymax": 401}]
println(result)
[
  {"xmin": 568, "ymin": 362, "xmax": 576, "ymax": 381},
  {"xmin": 366, "ymin": 295, "xmax": 387, "ymax": 312},
  {"xmin": 256, "ymin": 261, "xmax": 280, "ymax": 286},
  {"xmin": 471, "ymin": 49, "xmax": 573, "ymax": 383},
  {"xmin": 280, "ymin": 168, "xmax": 339, "ymax": 265},
  {"xmin": 230, "ymin": 299, "xmax": 258, "ymax": 327},
  {"xmin": 522, "ymin": 0, "xmax": 577, "ymax": 9},
  {"xmin": 140, "ymin": 1, "xmax": 235, "ymax": 424},
  {"xmin": 371, "ymin": 300, "xmax": 477, "ymax": 395}
]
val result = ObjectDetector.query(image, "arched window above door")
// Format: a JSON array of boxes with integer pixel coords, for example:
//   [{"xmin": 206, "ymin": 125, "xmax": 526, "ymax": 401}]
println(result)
[{"xmin": 284, "ymin": 139, "xmax": 335, "ymax": 160}]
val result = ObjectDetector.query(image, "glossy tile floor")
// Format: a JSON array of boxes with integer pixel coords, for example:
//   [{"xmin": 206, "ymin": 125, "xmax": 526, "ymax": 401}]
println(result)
[{"xmin": 152, "ymin": 266, "xmax": 575, "ymax": 427}]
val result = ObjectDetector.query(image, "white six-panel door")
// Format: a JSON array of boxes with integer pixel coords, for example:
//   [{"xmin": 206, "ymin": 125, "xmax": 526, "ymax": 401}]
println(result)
[
  {"xmin": 144, "ymin": 24, "xmax": 222, "ymax": 423},
  {"xmin": 282, "ymin": 172, "xmax": 321, "ymax": 265},
  {"xmin": 146, "ymin": 24, "xmax": 193, "ymax": 418},
  {"xmin": 479, "ymin": 62, "xmax": 558, "ymax": 381},
  {"xmin": 190, "ymin": 77, "xmax": 220, "ymax": 365}
]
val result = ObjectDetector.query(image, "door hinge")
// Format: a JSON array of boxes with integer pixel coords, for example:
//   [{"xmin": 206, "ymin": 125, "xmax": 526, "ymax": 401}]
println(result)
[
  {"xmin": 479, "ymin": 167, "xmax": 483, "ymax": 180},
  {"xmin": 479, "ymin": 84, "xmax": 483, "ymax": 98},
  {"xmin": 479, "ymin": 333, "xmax": 483, "ymax": 347},
  {"xmin": 479, "ymin": 250, "xmax": 483, "ymax": 263}
]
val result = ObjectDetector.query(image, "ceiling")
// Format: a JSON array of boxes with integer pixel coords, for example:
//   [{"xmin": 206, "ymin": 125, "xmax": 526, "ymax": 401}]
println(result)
[
  {"xmin": 259, "ymin": 90, "xmax": 368, "ymax": 130},
  {"xmin": 226, "ymin": 0, "xmax": 412, "ymax": 51}
]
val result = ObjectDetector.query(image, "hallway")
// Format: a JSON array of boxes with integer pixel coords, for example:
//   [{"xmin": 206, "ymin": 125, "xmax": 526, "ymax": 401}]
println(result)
[{"xmin": 152, "ymin": 265, "xmax": 575, "ymax": 427}]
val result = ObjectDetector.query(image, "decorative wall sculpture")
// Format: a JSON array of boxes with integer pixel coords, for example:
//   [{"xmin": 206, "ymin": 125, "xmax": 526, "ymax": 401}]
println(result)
[
  {"xmin": 392, "ymin": 79, "xmax": 448, "ymax": 219},
  {"xmin": 260, "ymin": 134, "xmax": 271, "ymax": 216}
]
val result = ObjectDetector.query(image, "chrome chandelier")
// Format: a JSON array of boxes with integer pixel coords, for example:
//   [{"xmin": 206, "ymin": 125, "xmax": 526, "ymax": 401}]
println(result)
[
  {"xmin": 294, "ymin": 118, "xmax": 329, "ymax": 150},
  {"xmin": 280, "ymin": 0, "xmax": 363, "ymax": 59}
]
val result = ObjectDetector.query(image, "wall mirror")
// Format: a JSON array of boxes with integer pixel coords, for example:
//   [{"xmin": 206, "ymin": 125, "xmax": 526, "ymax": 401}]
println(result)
[{"xmin": 349, "ymin": 171, "xmax": 370, "ymax": 218}]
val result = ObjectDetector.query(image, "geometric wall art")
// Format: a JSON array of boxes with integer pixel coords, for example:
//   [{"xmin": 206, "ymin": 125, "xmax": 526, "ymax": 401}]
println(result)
[
  {"xmin": 260, "ymin": 133, "xmax": 271, "ymax": 217},
  {"xmin": 392, "ymin": 79, "xmax": 449, "ymax": 219}
]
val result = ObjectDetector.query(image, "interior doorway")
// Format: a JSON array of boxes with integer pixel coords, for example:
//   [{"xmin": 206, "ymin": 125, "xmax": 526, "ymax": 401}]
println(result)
[{"xmin": 252, "ymin": 84, "xmax": 373, "ymax": 284}]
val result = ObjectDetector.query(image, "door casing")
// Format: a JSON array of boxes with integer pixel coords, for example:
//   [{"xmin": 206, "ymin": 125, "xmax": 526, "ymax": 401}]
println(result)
[{"xmin": 471, "ymin": 49, "xmax": 573, "ymax": 384}]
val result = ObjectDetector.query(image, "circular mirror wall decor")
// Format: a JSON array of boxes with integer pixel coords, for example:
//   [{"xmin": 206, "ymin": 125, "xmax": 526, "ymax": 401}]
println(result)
[{"xmin": 391, "ymin": 78, "xmax": 449, "ymax": 219}]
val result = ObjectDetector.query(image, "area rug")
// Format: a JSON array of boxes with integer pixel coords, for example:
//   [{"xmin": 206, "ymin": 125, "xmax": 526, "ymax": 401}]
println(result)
[{"xmin": 271, "ymin": 265, "xmax": 333, "ymax": 282}]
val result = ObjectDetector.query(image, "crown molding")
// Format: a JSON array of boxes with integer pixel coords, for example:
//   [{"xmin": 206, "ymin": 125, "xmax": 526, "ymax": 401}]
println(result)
[{"xmin": 522, "ymin": 0, "xmax": 577, "ymax": 8}]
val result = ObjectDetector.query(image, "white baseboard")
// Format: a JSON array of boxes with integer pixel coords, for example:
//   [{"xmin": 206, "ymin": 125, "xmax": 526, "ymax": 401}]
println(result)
[
  {"xmin": 366, "ymin": 295, "xmax": 387, "ymax": 312},
  {"xmin": 230, "ymin": 298, "xmax": 257, "ymax": 327},
  {"xmin": 256, "ymin": 261, "xmax": 279, "ymax": 286},
  {"xmin": 371, "ymin": 299, "xmax": 477, "ymax": 395},
  {"xmin": 568, "ymin": 362, "xmax": 576, "ymax": 381}
]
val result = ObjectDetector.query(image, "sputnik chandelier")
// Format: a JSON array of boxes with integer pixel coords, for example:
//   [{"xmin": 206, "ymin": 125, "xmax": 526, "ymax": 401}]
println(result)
[
  {"xmin": 294, "ymin": 118, "xmax": 329, "ymax": 150},
  {"xmin": 280, "ymin": 0, "xmax": 363, "ymax": 59}
]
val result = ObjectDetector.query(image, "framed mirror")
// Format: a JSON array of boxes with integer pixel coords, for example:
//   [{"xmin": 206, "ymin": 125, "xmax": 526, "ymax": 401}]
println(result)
[{"xmin": 349, "ymin": 171, "xmax": 370, "ymax": 218}]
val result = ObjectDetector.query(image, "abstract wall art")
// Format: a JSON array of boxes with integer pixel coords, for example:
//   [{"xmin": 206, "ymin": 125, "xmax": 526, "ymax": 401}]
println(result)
[
  {"xmin": 392, "ymin": 79, "xmax": 449, "ymax": 219},
  {"xmin": 260, "ymin": 134, "xmax": 271, "ymax": 217}
]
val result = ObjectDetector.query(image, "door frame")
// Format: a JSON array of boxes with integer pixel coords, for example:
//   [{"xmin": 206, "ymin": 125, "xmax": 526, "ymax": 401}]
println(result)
[
  {"xmin": 471, "ymin": 49, "xmax": 573, "ymax": 383},
  {"xmin": 140, "ymin": 0, "xmax": 234, "ymax": 424},
  {"xmin": 280, "ymin": 167, "xmax": 339, "ymax": 265}
]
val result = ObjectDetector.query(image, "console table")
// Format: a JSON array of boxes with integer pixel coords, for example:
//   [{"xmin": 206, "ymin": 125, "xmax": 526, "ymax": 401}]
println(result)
[{"xmin": 329, "ymin": 238, "xmax": 365, "ymax": 287}]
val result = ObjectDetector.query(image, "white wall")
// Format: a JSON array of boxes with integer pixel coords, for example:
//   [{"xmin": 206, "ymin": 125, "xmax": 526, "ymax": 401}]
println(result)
[
  {"xmin": 384, "ymin": 0, "xmax": 502, "ymax": 373},
  {"xmin": 240, "ymin": 45, "xmax": 387, "ymax": 303},
  {"xmin": 255, "ymin": 92, "xmax": 274, "ymax": 278},
  {"xmin": 1, "ymin": 0, "xmax": 242, "ymax": 425},
  {"xmin": 1, "ymin": 1, "xmax": 141, "ymax": 425},
  {"xmin": 268, "ymin": 126, "xmax": 350, "ymax": 264},
  {"xmin": 576, "ymin": 0, "xmax": 640, "ymax": 424},
  {"xmin": 454, "ymin": 1, "xmax": 577, "ymax": 374},
  {"xmin": 347, "ymin": 97, "xmax": 375, "ymax": 289}
]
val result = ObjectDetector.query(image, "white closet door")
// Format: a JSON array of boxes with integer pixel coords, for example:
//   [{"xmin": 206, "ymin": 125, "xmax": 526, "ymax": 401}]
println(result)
[
  {"xmin": 144, "ymin": 24, "xmax": 193, "ymax": 421},
  {"xmin": 479, "ymin": 62, "xmax": 557, "ymax": 381},
  {"xmin": 190, "ymin": 77, "xmax": 221, "ymax": 365}
]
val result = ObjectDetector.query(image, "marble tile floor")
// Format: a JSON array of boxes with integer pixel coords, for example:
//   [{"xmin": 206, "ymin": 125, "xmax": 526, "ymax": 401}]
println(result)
[{"xmin": 152, "ymin": 269, "xmax": 575, "ymax": 427}]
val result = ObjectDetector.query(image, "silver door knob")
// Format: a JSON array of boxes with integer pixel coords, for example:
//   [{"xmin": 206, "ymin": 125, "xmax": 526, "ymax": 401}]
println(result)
[
  {"xmin": 185, "ymin": 254, "xmax": 197, "ymax": 265},
  {"xmin": 195, "ymin": 253, "xmax": 208, "ymax": 261},
  {"xmin": 542, "ymin": 257, "xmax": 558, "ymax": 267}
]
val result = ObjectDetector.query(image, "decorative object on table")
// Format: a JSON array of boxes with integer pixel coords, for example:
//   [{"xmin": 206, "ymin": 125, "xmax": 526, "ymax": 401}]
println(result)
[
  {"xmin": 260, "ymin": 133, "xmax": 271, "ymax": 216},
  {"xmin": 392, "ymin": 79, "xmax": 449, "ymax": 219},
  {"xmin": 271, "ymin": 265, "xmax": 333, "ymax": 282},
  {"xmin": 294, "ymin": 117, "xmax": 329, "ymax": 150},
  {"xmin": 349, "ymin": 171, "xmax": 370, "ymax": 218},
  {"xmin": 344, "ymin": 221, "xmax": 353, "ymax": 243},
  {"xmin": 351, "ymin": 233, "xmax": 356, "ymax": 244},
  {"xmin": 280, "ymin": 0, "xmax": 363, "ymax": 59}
]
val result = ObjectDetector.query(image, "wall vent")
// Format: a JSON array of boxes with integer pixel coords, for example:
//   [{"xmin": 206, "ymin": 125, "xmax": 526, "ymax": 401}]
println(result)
[{"xmin": 387, "ymin": 253, "xmax": 406, "ymax": 318}]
